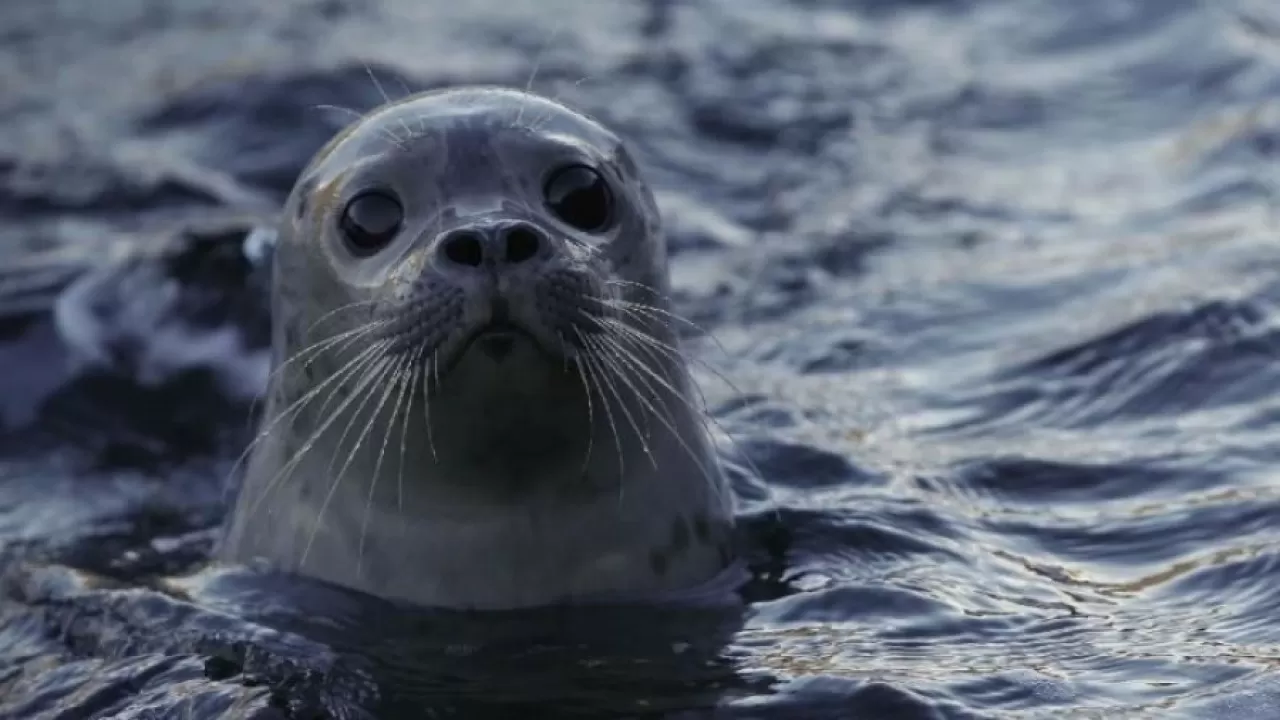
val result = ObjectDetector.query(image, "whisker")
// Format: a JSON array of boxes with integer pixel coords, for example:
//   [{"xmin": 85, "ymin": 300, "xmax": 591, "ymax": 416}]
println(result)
[
  {"xmin": 232, "ymin": 333, "xmax": 385, "ymax": 508},
  {"xmin": 589, "ymin": 332, "xmax": 719, "ymax": 488},
  {"xmin": 422, "ymin": 352, "xmax": 439, "ymax": 460},
  {"xmin": 572, "ymin": 327, "xmax": 626, "ymax": 482},
  {"xmin": 313, "ymin": 104, "xmax": 400, "ymax": 147},
  {"xmin": 325, "ymin": 351, "xmax": 396, "ymax": 478},
  {"xmin": 396, "ymin": 347, "xmax": 425, "ymax": 542},
  {"xmin": 515, "ymin": 20, "xmax": 563, "ymax": 126},
  {"xmin": 579, "ymin": 328, "xmax": 653, "ymax": 466},
  {"xmin": 244, "ymin": 344, "xmax": 390, "ymax": 530},
  {"xmin": 562, "ymin": 332, "xmax": 595, "ymax": 473},
  {"xmin": 393, "ymin": 76, "xmax": 415, "ymax": 102},
  {"xmin": 364, "ymin": 64, "xmax": 415, "ymax": 144},
  {"xmin": 241, "ymin": 340, "xmax": 392, "ymax": 530},
  {"xmin": 594, "ymin": 318, "xmax": 769, "ymax": 514},
  {"xmin": 594, "ymin": 316, "xmax": 723, "ymax": 409},
  {"xmin": 313, "ymin": 103, "xmax": 364, "ymax": 123},
  {"xmin": 546, "ymin": 75, "xmax": 594, "ymax": 110},
  {"xmin": 598, "ymin": 294, "xmax": 726, "ymax": 354},
  {"xmin": 248, "ymin": 320, "xmax": 384, "ymax": 420},
  {"xmin": 581, "ymin": 335, "xmax": 658, "ymax": 469},
  {"xmin": 303, "ymin": 299, "xmax": 381, "ymax": 336},
  {"xmin": 302, "ymin": 353, "xmax": 401, "ymax": 571},
  {"xmin": 356, "ymin": 352, "xmax": 415, "ymax": 578},
  {"xmin": 588, "ymin": 332, "xmax": 683, "ymax": 429}
]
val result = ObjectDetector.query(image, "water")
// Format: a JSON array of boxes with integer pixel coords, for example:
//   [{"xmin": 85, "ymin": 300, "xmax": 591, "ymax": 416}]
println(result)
[{"xmin": 2, "ymin": 0, "xmax": 1279, "ymax": 717}]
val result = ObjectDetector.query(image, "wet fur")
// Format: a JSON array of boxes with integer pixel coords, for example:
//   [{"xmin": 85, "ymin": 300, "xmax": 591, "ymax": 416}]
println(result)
[{"xmin": 218, "ymin": 88, "xmax": 736, "ymax": 609}]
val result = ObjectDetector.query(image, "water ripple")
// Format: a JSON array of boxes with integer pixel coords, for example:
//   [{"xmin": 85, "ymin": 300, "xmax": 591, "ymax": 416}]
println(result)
[{"xmin": 2, "ymin": 0, "xmax": 1280, "ymax": 717}]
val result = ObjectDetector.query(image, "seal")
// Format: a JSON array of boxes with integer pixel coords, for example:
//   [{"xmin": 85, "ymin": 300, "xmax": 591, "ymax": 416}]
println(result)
[{"xmin": 217, "ymin": 87, "xmax": 738, "ymax": 610}]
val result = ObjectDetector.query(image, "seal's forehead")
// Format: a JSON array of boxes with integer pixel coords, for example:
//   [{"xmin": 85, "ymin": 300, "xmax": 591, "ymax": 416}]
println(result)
[
  {"xmin": 387, "ymin": 88, "xmax": 617, "ymax": 144},
  {"xmin": 307, "ymin": 87, "xmax": 621, "ymax": 176}
]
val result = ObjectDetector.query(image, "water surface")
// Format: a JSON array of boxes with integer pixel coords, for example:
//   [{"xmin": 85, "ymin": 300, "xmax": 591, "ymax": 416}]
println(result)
[{"xmin": 2, "ymin": 0, "xmax": 1280, "ymax": 717}]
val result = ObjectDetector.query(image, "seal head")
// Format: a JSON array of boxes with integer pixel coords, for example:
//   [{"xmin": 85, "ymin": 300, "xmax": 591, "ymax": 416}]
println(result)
[{"xmin": 219, "ymin": 87, "xmax": 736, "ymax": 609}]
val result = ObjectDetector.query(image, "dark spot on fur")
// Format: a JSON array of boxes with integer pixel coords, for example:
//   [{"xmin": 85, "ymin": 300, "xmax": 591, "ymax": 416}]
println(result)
[
  {"xmin": 671, "ymin": 517, "xmax": 690, "ymax": 552},
  {"xmin": 649, "ymin": 548, "xmax": 668, "ymax": 577}
]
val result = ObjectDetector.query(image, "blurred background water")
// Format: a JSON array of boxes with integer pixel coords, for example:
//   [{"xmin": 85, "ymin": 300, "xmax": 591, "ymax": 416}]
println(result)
[{"xmin": 2, "ymin": 0, "xmax": 1280, "ymax": 717}]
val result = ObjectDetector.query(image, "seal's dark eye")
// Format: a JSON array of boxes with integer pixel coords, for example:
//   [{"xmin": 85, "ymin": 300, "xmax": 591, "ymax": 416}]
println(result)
[
  {"xmin": 544, "ymin": 165, "xmax": 613, "ymax": 232},
  {"xmin": 340, "ymin": 191, "xmax": 403, "ymax": 255}
]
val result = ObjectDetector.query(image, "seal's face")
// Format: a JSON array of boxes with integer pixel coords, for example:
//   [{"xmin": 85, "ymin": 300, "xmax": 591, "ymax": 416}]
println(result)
[
  {"xmin": 289, "ymin": 87, "xmax": 664, "ymax": 373},
  {"xmin": 226, "ymin": 88, "xmax": 738, "ymax": 606},
  {"xmin": 270, "ymin": 88, "xmax": 678, "ymax": 500}
]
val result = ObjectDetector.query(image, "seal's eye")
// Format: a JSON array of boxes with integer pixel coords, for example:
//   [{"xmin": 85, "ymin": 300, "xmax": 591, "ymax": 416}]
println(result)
[
  {"xmin": 544, "ymin": 165, "xmax": 613, "ymax": 233},
  {"xmin": 340, "ymin": 191, "xmax": 403, "ymax": 255}
]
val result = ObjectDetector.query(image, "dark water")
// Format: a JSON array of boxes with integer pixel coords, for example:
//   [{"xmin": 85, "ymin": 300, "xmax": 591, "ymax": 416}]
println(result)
[{"xmin": 3, "ymin": 0, "xmax": 1280, "ymax": 717}]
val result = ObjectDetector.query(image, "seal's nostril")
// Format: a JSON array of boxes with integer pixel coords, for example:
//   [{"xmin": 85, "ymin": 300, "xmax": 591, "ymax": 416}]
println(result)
[
  {"xmin": 503, "ymin": 227, "xmax": 541, "ymax": 264},
  {"xmin": 442, "ymin": 231, "xmax": 485, "ymax": 267}
]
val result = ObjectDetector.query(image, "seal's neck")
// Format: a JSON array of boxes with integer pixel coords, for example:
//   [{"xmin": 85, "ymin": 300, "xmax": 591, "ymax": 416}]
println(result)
[{"xmin": 221, "ymin": 318, "xmax": 738, "ymax": 609}]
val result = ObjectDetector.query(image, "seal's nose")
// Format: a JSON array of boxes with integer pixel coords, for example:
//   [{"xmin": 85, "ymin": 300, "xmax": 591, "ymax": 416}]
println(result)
[{"xmin": 437, "ymin": 222, "xmax": 547, "ymax": 269}]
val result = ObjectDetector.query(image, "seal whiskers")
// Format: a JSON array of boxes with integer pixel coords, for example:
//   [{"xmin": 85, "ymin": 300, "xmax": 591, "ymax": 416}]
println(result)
[
  {"xmin": 241, "ymin": 314, "xmax": 381, "ymax": 431},
  {"xmin": 302, "ymin": 349, "xmax": 405, "ymax": 574},
  {"xmin": 575, "ymin": 326, "xmax": 656, "ymax": 468},
  {"xmin": 239, "ymin": 339, "xmax": 392, "ymax": 529},
  {"xmin": 365, "ymin": 350, "xmax": 418, "ymax": 577},
  {"xmin": 419, "ymin": 349, "xmax": 439, "ymax": 460},
  {"xmin": 568, "ymin": 337, "xmax": 597, "ymax": 474},
  {"xmin": 581, "ymin": 331, "xmax": 721, "ymax": 490},
  {"xmin": 230, "ymin": 326, "xmax": 384, "ymax": 500},
  {"xmin": 571, "ymin": 326, "xmax": 631, "ymax": 480}
]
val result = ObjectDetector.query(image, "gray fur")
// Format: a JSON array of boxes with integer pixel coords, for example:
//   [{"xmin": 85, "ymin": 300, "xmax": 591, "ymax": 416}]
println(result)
[{"xmin": 218, "ymin": 88, "xmax": 736, "ymax": 609}]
